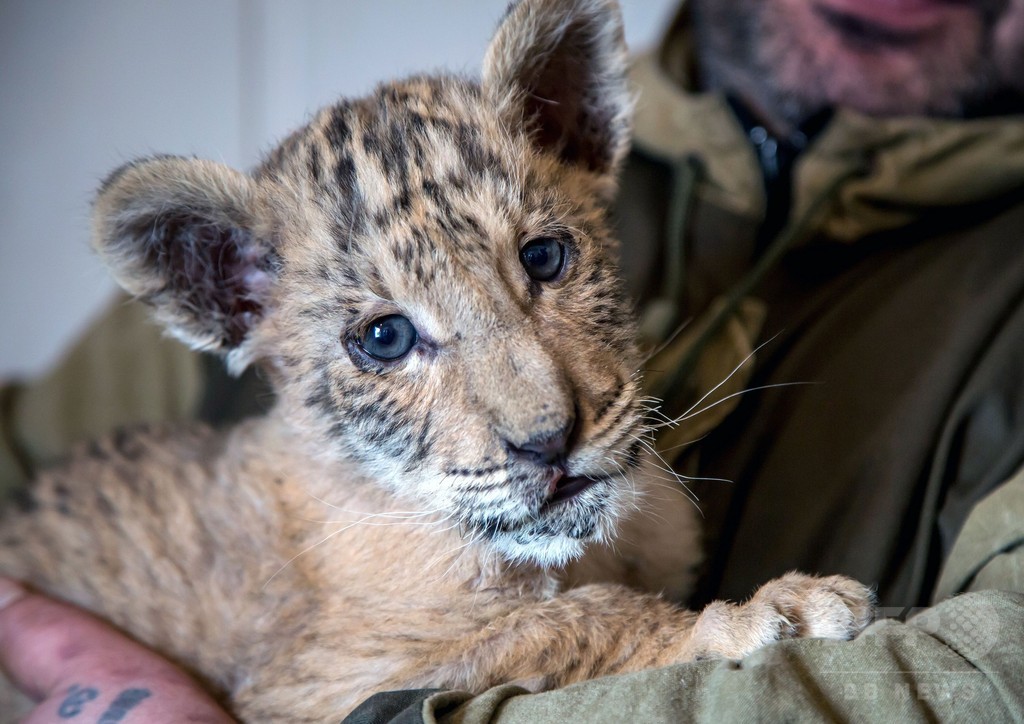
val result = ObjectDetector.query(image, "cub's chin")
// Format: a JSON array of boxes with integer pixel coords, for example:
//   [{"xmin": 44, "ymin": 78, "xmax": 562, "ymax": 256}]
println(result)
[{"xmin": 471, "ymin": 476, "xmax": 625, "ymax": 567}]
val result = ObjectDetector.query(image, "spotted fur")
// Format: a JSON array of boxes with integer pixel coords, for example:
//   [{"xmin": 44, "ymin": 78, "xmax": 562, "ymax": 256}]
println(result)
[{"xmin": 0, "ymin": 1, "xmax": 873, "ymax": 720}]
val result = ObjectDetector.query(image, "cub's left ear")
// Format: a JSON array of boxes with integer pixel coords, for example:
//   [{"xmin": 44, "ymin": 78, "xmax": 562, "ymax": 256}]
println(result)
[{"xmin": 483, "ymin": 0, "xmax": 632, "ymax": 181}]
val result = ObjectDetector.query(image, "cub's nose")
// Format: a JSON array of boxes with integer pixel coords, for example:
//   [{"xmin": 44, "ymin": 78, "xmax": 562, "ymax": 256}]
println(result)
[{"xmin": 504, "ymin": 420, "xmax": 575, "ymax": 466}]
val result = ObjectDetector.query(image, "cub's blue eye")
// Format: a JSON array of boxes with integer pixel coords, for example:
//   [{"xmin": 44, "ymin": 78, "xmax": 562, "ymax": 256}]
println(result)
[
  {"xmin": 519, "ymin": 237, "xmax": 566, "ymax": 281},
  {"xmin": 359, "ymin": 315, "xmax": 418, "ymax": 361}
]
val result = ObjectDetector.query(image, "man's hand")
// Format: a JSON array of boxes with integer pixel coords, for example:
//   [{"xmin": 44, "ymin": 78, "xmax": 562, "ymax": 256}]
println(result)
[{"xmin": 0, "ymin": 576, "xmax": 233, "ymax": 723}]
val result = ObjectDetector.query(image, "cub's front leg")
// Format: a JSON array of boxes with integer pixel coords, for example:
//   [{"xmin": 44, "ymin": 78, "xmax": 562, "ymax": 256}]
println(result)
[{"xmin": 439, "ymin": 573, "xmax": 874, "ymax": 692}]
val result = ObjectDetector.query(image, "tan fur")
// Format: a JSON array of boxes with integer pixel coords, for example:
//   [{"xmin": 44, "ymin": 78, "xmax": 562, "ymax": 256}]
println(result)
[{"xmin": 0, "ymin": 1, "xmax": 873, "ymax": 721}]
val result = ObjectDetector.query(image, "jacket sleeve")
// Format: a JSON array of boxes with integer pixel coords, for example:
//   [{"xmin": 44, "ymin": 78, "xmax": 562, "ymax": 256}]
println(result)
[
  {"xmin": 402, "ymin": 590, "xmax": 1024, "ymax": 724},
  {"xmin": 0, "ymin": 296, "xmax": 203, "ymax": 501},
  {"xmin": 933, "ymin": 463, "xmax": 1024, "ymax": 603}
]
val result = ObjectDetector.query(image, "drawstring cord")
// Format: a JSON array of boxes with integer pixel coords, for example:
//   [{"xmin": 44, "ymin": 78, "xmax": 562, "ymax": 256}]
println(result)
[
  {"xmin": 654, "ymin": 166, "xmax": 861, "ymax": 420},
  {"xmin": 639, "ymin": 155, "xmax": 703, "ymax": 346},
  {"xmin": 661, "ymin": 155, "xmax": 703, "ymax": 307}
]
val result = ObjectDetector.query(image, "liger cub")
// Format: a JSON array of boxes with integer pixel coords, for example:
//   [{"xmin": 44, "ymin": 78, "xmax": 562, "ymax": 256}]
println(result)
[{"xmin": 0, "ymin": 0, "xmax": 874, "ymax": 720}]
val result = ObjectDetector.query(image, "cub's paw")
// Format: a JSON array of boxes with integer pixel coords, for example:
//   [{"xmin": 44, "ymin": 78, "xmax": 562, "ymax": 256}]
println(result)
[{"xmin": 688, "ymin": 572, "xmax": 875, "ymax": 660}]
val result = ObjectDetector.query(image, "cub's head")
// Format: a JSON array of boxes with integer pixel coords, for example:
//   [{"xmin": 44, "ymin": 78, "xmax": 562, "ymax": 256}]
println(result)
[{"xmin": 93, "ymin": 0, "xmax": 646, "ymax": 566}]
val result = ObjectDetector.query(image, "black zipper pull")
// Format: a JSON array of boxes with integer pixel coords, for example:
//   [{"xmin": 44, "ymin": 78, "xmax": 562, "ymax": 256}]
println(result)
[{"xmin": 749, "ymin": 125, "xmax": 781, "ymax": 183}]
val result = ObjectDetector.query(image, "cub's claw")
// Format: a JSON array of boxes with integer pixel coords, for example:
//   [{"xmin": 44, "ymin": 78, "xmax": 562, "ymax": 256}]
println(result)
[{"xmin": 688, "ymin": 572, "xmax": 876, "ymax": 660}]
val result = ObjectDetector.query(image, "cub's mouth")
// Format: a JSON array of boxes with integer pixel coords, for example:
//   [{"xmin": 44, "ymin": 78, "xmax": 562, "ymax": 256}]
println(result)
[
  {"xmin": 463, "ymin": 469, "xmax": 624, "ymax": 567},
  {"xmin": 542, "ymin": 472, "xmax": 598, "ymax": 508}
]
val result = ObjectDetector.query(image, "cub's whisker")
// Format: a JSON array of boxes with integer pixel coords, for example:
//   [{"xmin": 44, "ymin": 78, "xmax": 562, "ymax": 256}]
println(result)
[
  {"xmin": 659, "ymin": 381, "xmax": 817, "ymax": 428},
  {"xmin": 303, "ymin": 491, "xmax": 443, "ymax": 519},
  {"xmin": 262, "ymin": 524, "xmax": 353, "ymax": 590},
  {"xmin": 648, "ymin": 333, "xmax": 779, "ymax": 429}
]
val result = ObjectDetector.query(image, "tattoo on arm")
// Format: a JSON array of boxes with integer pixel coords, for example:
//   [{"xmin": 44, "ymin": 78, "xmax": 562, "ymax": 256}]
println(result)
[
  {"xmin": 55, "ymin": 684, "xmax": 152, "ymax": 722},
  {"xmin": 58, "ymin": 684, "xmax": 99, "ymax": 718},
  {"xmin": 97, "ymin": 688, "xmax": 152, "ymax": 723}
]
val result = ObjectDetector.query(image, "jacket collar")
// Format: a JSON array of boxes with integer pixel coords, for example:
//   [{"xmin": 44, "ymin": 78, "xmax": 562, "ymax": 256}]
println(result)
[{"xmin": 630, "ymin": 6, "xmax": 1024, "ymax": 245}]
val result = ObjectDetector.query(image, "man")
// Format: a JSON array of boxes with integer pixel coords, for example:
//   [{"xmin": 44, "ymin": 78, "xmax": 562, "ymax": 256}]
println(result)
[
  {"xmin": 625, "ymin": 0, "xmax": 1024, "ymax": 612},
  {"xmin": 3, "ymin": 0, "xmax": 1023, "ymax": 720}
]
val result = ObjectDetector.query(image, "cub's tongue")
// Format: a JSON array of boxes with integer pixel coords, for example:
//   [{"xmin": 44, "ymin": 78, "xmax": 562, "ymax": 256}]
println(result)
[{"xmin": 546, "ymin": 475, "xmax": 595, "ymax": 506}]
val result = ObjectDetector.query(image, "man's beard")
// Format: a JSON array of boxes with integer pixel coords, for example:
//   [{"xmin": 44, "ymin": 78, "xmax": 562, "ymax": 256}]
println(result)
[{"xmin": 691, "ymin": 0, "xmax": 1009, "ymax": 126}]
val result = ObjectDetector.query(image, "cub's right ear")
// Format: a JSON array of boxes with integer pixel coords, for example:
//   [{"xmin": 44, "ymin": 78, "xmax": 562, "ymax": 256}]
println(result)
[{"xmin": 93, "ymin": 155, "xmax": 280, "ymax": 374}]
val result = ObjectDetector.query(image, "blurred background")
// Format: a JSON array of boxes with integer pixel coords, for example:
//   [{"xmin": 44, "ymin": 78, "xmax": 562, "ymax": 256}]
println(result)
[{"xmin": 0, "ymin": 0, "xmax": 677, "ymax": 380}]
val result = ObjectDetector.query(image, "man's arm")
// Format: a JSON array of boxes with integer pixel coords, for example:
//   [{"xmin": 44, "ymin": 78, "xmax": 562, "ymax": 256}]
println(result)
[{"xmin": 0, "ymin": 577, "xmax": 233, "ymax": 724}]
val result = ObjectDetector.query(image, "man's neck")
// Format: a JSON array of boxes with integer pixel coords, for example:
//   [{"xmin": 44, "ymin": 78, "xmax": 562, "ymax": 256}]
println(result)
[{"xmin": 695, "ymin": 56, "xmax": 817, "ymax": 138}]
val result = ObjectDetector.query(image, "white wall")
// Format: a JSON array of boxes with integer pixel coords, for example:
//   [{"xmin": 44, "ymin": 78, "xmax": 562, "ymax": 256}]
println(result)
[{"xmin": 0, "ymin": 0, "xmax": 677, "ymax": 379}]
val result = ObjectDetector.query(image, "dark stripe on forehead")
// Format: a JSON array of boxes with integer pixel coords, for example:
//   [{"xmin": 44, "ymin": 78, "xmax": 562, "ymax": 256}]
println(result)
[
  {"xmin": 307, "ymin": 144, "xmax": 323, "ymax": 186},
  {"xmin": 331, "ymin": 216, "xmax": 365, "ymax": 255},
  {"xmin": 335, "ymin": 155, "xmax": 358, "ymax": 199},
  {"xmin": 418, "ymin": 183, "xmax": 488, "ymax": 257},
  {"xmin": 455, "ymin": 122, "xmax": 512, "ymax": 185},
  {"xmin": 407, "ymin": 113, "xmax": 430, "ymax": 168},
  {"xmin": 325, "ymin": 104, "xmax": 352, "ymax": 149},
  {"xmin": 362, "ymin": 118, "xmax": 410, "ymax": 185},
  {"xmin": 328, "ymin": 151, "xmax": 366, "ymax": 249},
  {"xmin": 324, "ymin": 103, "xmax": 367, "ymax": 228},
  {"xmin": 388, "ymin": 228, "xmax": 438, "ymax": 285}
]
